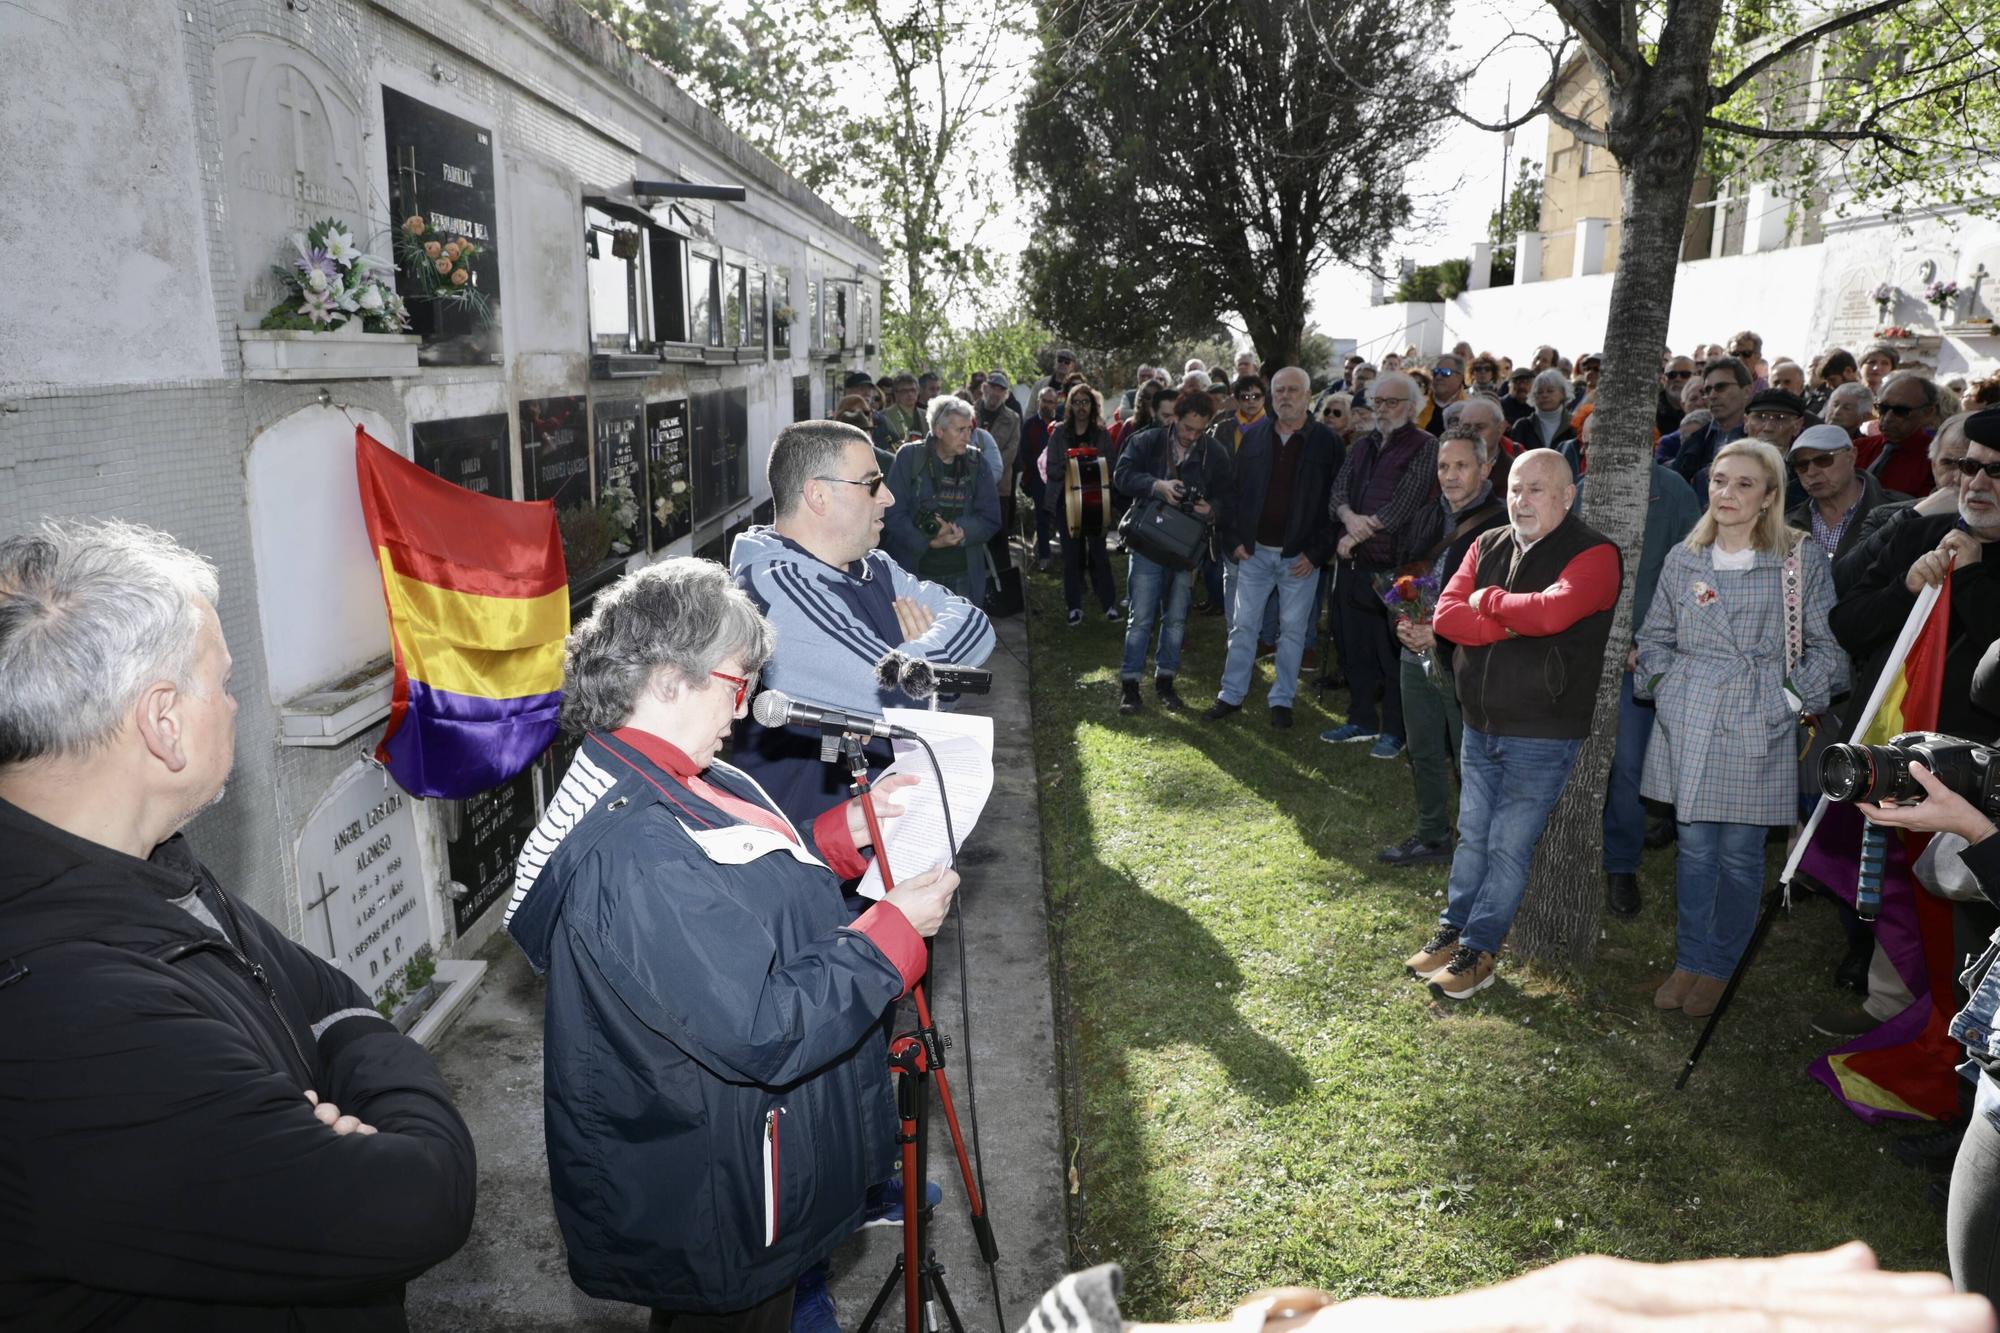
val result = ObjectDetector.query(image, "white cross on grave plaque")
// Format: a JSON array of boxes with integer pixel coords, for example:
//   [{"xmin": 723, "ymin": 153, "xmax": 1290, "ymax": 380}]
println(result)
[
  {"xmin": 296, "ymin": 761, "xmax": 437, "ymax": 1004},
  {"xmin": 215, "ymin": 37, "xmax": 369, "ymax": 320}
]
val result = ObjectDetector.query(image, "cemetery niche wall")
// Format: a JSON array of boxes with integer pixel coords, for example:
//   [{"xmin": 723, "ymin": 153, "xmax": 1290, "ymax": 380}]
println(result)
[{"xmin": 1, "ymin": 0, "xmax": 885, "ymax": 980}]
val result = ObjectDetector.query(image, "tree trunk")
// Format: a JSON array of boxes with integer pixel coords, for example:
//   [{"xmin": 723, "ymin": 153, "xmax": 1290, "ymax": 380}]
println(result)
[{"xmin": 1508, "ymin": 15, "xmax": 1719, "ymax": 970}]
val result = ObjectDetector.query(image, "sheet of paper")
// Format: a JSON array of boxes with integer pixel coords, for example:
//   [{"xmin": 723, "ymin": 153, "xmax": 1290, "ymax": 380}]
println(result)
[{"xmin": 854, "ymin": 707, "xmax": 995, "ymax": 900}]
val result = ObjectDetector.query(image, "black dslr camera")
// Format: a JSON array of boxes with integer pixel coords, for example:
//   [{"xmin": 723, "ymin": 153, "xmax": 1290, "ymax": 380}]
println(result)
[
  {"xmin": 1177, "ymin": 482, "xmax": 1205, "ymax": 514},
  {"xmin": 914, "ymin": 509, "xmax": 943, "ymax": 537},
  {"xmin": 1821, "ymin": 731, "xmax": 2000, "ymax": 814}
]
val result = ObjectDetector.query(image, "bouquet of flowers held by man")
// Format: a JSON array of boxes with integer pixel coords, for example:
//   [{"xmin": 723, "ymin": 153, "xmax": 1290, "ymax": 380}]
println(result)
[{"xmin": 1374, "ymin": 566, "xmax": 1443, "ymax": 675}]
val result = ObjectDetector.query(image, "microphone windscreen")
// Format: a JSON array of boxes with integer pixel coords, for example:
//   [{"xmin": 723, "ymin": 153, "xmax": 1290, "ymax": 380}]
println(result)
[
  {"xmin": 899, "ymin": 655, "xmax": 938, "ymax": 700},
  {"xmin": 874, "ymin": 650, "xmax": 909, "ymax": 691},
  {"xmin": 750, "ymin": 689, "xmax": 793, "ymax": 729}
]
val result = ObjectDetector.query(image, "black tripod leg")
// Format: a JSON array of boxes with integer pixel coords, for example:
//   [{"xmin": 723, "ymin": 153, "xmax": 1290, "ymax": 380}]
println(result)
[
  {"xmin": 926, "ymin": 1256, "xmax": 967, "ymax": 1333},
  {"xmin": 1676, "ymin": 884, "xmax": 1788, "ymax": 1090},
  {"xmin": 857, "ymin": 1254, "xmax": 907, "ymax": 1333}
]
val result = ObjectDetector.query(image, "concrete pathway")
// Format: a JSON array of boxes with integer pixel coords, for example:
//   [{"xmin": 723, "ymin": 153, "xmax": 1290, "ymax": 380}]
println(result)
[{"xmin": 407, "ymin": 612, "xmax": 1064, "ymax": 1331}]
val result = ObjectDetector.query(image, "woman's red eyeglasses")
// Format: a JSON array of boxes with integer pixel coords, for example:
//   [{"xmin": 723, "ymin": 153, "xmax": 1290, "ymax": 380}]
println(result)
[{"xmin": 710, "ymin": 670, "xmax": 755, "ymax": 709}]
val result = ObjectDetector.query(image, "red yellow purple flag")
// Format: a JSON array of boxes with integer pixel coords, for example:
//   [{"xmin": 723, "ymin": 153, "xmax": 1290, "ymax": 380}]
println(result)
[
  {"xmin": 355, "ymin": 425, "xmax": 568, "ymax": 798},
  {"xmin": 1796, "ymin": 570, "xmax": 1957, "ymax": 1122}
]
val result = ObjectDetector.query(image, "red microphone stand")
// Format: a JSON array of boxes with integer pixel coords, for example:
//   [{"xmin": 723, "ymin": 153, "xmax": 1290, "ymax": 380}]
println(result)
[{"xmin": 837, "ymin": 734, "xmax": 998, "ymax": 1333}]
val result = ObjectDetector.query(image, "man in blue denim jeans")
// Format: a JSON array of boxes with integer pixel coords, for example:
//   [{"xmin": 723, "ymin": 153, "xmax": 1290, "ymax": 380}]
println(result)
[
  {"xmin": 1202, "ymin": 367, "xmax": 1343, "ymax": 729},
  {"xmin": 1112, "ymin": 388, "xmax": 1231, "ymax": 713},
  {"xmin": 1408, "ymin": 450, "xmax": 1622, "ymax": 999}
]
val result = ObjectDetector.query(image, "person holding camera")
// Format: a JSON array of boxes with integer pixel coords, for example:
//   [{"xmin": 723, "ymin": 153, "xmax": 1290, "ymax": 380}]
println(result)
[
  {"xmin": 1855, "ymin": 641, "xmax": 2000, "ymax": 1307},
  {"xmin": 1111, "ymin": 386, "xmax": 1234, "ymax": 714},
  {"xmin": 1636, "ymin": 439, "xmax": 1847, "ymax": 1018},
  {"xmin": 883, "ymin": 394, "xmax": 1003, "ymax": 604}
]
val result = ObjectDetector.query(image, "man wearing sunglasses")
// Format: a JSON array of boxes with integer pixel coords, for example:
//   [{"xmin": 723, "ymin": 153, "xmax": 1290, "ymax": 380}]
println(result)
[
  {"xmin": 1831, "ymin": 407, "xmax": 2000, "ymax": 754},
  {"xmin": 1785, "ymin": 424, "xmax": 1898, "ymax": 565},
  {"xmin": 1423, "ymin": 353, "xmax": 1467, "ymax": 429},
  {"xmin": 731, "ymin": 421, "xmax": 997, "ymax": 822},
  {"xmin": 1672, "ymin": 357, "xmax": 1753, "ymax": 486},
  {"xmin": 1873, "ymin": 370, "xmax": 1945, "ymax": 498},
  {"xmin": 1657, "ymin": 355, "xmax": 1697, "ymax": 435}
]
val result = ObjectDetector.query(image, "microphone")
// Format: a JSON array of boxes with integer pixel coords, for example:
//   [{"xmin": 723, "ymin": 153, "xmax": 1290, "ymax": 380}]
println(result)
[
  {"xmin": 751, "ymin": 688, "xmax": 913, "ymax": 739},
  {"xmin": 874, "ymin": 649, "xmax": 994, "ymax": 699}
]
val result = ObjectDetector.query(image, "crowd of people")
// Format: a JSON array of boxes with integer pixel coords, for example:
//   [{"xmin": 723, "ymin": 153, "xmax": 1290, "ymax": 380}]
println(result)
[
  {"xmin": 985, "ymin": 332, "xmax": 2000, "ymax": 1283},
  {"xmin": 7, "ymin": 344, "xmax": 2000, "ymax": 1329}
]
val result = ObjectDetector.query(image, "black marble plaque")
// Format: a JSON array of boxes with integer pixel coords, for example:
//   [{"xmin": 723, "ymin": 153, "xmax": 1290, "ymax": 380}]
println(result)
[
  {"xmin": 411, "ymin": 413, "xmax": 512, "ymax": 499},
  {"xmin": 593, "ymin": 394, "xmax": 645, "ymax": 564},
  {"xmin": 647, "ymin": 397, "xmax": 692, "ymax": 551},
  {"xmin": 446, "ymin": 764, "xmax": 542, "ymax": 936},
  {"xmin": 691, "ymin": 387, "xmax": 750, "ymax": 526},
  {"xmin": 382, "ymin": 87, "xmax": 502, "ymax": 365},
  {"xmin": 793, "ymin": 374, "xmax": 811, "ymax": 422},
  {"xmin": 520, "ymin": 395, "xmax": 591, "ymax": 586}
]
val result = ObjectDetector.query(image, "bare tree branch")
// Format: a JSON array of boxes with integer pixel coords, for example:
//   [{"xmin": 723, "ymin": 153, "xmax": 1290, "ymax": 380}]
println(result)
[
  {"xmin": 1703, "ymin": 114, "xmax": 1877, "ymax": 143},
  {"xmin": 1544, "ymin": 0, "xmax": 1638, "ymax": 85},
  {"xmin": 1550, "ymin": 104, "xmax": 1612, "ymax": 146},
  {"xmin": 1710, "ymin": 0, "xmax": 1908, "ymax": 103}
]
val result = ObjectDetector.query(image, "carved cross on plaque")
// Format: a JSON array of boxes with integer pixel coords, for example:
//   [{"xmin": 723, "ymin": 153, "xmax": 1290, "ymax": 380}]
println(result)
[
  {"xmin": 305, "ymin": 869, "xmax": 341, "ymax": 962},
  {"xmin": 395, "ymin": 143, "xmax": 426, "ymax": 215},
  {"xmin": 276, "ymin": 67, "xmax": 317, "ymax": 183}
]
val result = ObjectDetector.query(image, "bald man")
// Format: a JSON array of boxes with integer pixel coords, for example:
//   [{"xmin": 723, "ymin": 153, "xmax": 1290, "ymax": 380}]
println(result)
[{"xmin": 1408, "ymin": 450, "xmax": 1622, "ymax": 1000}]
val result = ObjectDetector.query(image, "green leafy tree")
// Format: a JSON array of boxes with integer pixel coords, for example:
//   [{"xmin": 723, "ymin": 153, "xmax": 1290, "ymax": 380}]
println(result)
[
  {"xmin": 580, "ymin": 0, "xmax": 852, "ymax": 193},
  {"xmin": 844, "ymin": 0, "xmax": 1031, "ymax": 366},
  {"xmin": 1453, "ymin": 1, "xmax": 2000, "ymax": 967},
  {"xmin": 1014, "ymin": 0, "xmax": 1453, "ymax": 370},
  {"xmin": 1393, "ymin": 258, "xmax": 1473, "ymax": 302},
  {"xmin": 587, "ymin": 0, "xmax": 1026, "ymax": 367},
  {"xmin": 1485, "ymin": 156, "xmax": 1544, "ymax": 286}
]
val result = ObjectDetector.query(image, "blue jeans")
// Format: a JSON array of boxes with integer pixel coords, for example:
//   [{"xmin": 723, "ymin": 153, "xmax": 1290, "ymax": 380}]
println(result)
[
  {"xmin": 1218, "ymin": 546, "xmax": 1319, "ymax": 708},
  {"xmin": 1601, "ymin": 672, "xmax": 1656, "ymax": 875},
  {"xmin": 1441, "ymin": 725, "xmax": 1585, "ymax": 954},
  {"xmin": 1122, "ymin": 553, "xmax": 1192, "ymax": 680},
  {"xmin": 1673, "ymin": 820, "xmax": 1766, "ymax": 979}
]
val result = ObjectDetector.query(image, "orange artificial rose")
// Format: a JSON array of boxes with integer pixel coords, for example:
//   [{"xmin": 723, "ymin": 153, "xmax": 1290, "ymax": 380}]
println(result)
[
  {"xmin": 403, "ymin": 215, "xmax": 425, "ymax": 236},
  {"xmin": 443, "ymin": 240, "xmax": 461, "ymax": 259},
  {"xmin": 451, "ymin": 268, "xmax": 469, "ymax": 286},
  {"xmin": 433, "ymin": 257, "xmax": 453, "ymax": 275},
  {"xmin": 423, "ymin": 240, "xmax": 442, "ymax": 258}
]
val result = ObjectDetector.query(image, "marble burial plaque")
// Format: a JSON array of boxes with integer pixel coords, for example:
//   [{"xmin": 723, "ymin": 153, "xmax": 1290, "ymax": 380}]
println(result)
[
  {"xmin": 444, "ymin": 764, "xmax": 542, "ymax": 937},
  {"xmin": 793, "ymin": 374, "xmax": 811, "ymax": 422},
  {"xmin": 383, "ymin": 87, "xmax": 502, "ymax": 365},
  {"xmin": 412, "ymin": 413, "xmax": 512, "ymax": 498},
  {"xmin": 691, "ymin": 388, "xmax": 750, "ymax": 526},
  {"xmin": 594, "ymin": 394, "xmax": 646, "ymax": 562},
  {"xmin": 646, "ymin": 397, "xmax": 692, "ymax": 551},
  {"xmin": 521, "ymin": 396, "xmax": 591, "ymax": 585},
  {"xmin": 297, "ymin": 763, "xmax": 435, "ymax": 1003},
  {"xmin": 216, "ymin": 38, "xmax": 369, "ymax": 320}
]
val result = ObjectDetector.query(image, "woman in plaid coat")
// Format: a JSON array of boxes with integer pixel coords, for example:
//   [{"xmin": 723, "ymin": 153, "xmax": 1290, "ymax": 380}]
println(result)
[{"xmin": 1636, "ymin": 439, "xmax": 1847, "ymax": 1017}]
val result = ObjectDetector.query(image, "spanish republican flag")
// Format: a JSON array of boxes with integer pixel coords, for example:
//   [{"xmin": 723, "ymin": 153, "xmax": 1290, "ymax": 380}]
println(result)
[
  {"xmin": 1798, "ymin": 571, "xmax": 1957, "ymax": 1123},
  {"xmin": 356, "ymin": 426, "xmax": 567, "ymax": 799}
]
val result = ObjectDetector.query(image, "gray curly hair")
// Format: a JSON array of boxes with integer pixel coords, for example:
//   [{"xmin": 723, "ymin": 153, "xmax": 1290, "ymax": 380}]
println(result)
[{"xmin": 560, "ymin": 557, "xmax": 774, "ymax": 734}]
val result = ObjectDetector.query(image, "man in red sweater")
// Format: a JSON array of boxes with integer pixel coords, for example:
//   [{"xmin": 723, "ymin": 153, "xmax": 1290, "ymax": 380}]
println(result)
[{"xmin": 1403, "ymin": 450, "xmax": 1622, "ymax": 999}]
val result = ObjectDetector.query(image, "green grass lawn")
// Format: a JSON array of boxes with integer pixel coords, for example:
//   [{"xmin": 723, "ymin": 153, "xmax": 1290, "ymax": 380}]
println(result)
[{"xmin": 1021, "ymin": 555, "xmax": 1948, "ymax": 1317}]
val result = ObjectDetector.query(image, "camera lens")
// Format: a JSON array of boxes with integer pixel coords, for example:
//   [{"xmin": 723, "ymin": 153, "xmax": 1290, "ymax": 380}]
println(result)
[{"xmin": 1821, "ymin": 744, "xmax": 1869, "ymax": 802}]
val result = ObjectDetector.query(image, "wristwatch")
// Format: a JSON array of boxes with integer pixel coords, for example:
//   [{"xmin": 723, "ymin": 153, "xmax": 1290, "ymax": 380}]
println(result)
[{"xmin": 1229, "ymin": 1287, "xmax": 1336, "ymax": 1332}]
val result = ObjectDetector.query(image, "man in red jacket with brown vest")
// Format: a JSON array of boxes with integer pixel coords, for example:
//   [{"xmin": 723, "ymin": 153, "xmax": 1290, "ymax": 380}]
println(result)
[{"xmin": 1403, "ymin": 449, "xmax": 1622, "ymax": 1000}]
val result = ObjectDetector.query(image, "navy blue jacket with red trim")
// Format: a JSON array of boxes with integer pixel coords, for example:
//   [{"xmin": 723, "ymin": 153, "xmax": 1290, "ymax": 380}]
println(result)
[{"xmin": 504, "ymin": 729, "xmax": 922, "ymax": 1313}]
